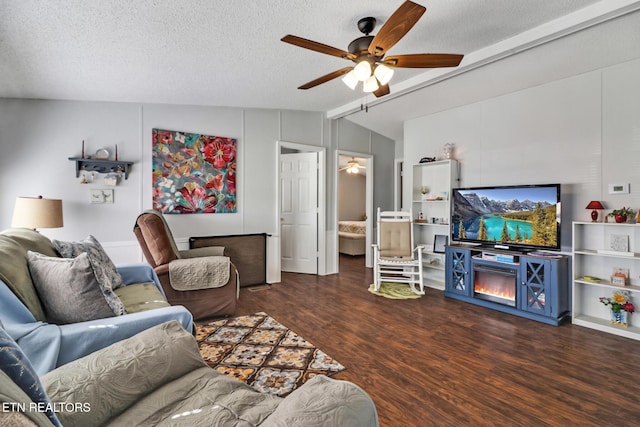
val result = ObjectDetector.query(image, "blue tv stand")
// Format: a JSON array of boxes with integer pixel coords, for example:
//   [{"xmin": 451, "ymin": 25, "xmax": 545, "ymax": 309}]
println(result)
[{"xmin": 444, "ymin": 245, "xmax": 570, "ymax": 326}]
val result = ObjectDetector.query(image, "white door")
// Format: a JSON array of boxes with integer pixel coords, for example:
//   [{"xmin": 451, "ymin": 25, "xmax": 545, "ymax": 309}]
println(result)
[{"xmin": 280, "ymin": 152, "xmax": 318, "ymax": 274}]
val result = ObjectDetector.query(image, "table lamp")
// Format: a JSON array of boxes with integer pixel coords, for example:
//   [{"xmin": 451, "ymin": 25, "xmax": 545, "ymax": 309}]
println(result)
[
  {"xmin": 11, "ymin": 196, "xmax": 64, "ymax": 230},
  {"xmin": 585, "ymin": 201, "xmax": 604, "ymax": 222}
]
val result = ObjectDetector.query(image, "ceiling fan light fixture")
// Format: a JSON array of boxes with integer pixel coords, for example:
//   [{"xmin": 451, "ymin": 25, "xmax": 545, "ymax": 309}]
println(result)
[
  {"xmin": 282, "ymin": 2, "xmax": 463, "ymax": 98},
  {"xmin": 374, "ymin": 63, "xmax": 394, "ymax": 85},
  {"xmin": 345, "ymin": 158, "xmax": 362, "ymax": 174},
  {"xmin": 363, "ymin": 75, "xmax": 379, "ymax": 93},
  {"xmin": 346, "ymin": 163, "xmax": 359, "ymax": 174},
  {"xmin": 341, "ymin": 70, "xmax": 358, "ymax": 90},
  {"xmin": 353, "ymin": 60, "xmax": 372, "ymax": 81}
]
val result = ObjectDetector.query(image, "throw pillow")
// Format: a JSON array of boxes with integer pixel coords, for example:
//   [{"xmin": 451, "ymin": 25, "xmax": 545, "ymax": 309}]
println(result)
[
  {"xmin": 0, "ymin": 327, "xmax": 61, "ymax": 427},
  {"xmin": 41, "ymin": 321, "xmax": 206, "ymax": 427},
  {"xmin": 53, "ymin": 235, "xmax": 126, "ymax": 315},
  {"xmin": 27, "ymin": 251, "xmax": 117, "ymax": 324}
]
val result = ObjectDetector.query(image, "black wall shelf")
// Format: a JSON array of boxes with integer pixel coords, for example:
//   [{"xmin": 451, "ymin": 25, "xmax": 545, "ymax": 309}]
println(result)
[{"xmin": 69, "ymin": 157, "xmax": 135, "ymax": 180}]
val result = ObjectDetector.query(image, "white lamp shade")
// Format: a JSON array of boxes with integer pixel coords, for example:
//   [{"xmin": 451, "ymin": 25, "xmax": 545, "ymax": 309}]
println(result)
[
  {"xmin": 341, "ymin": 70, "xmax": 358, "ymax": 90},
  {"xmin": 353, "ymin": 61, "xmax": 372, "ymax": 81},
  {"xmin": 11, "ymin": 196, "xmax": 64, "ymax": 229},
  {"xmin": 363, "ymin": 75, "xmax": 379, "ymax": 93},
  {"xmin": 374, "ymin": 64, "xmax": 394, "ymax": 85}
]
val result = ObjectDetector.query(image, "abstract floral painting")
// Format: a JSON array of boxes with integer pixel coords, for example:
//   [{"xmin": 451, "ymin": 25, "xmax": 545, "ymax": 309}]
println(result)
[{"xmin": 152, "ymin": 128, "xmax": 237, "ymax": 214}]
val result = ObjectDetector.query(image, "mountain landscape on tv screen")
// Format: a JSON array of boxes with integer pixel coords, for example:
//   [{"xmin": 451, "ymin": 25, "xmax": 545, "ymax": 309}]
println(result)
[{"xmin": 452, "ymin": 190, "xmax": 558, "ymax": 247}]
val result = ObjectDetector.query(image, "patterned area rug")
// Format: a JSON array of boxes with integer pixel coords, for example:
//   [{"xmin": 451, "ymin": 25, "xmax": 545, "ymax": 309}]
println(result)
[
  {"xmin": 196, "ymin": 312, "xmax": 345, "ymax": 396},
  {"xmin": 368, "ymin": 282, "xmax": 423, "ymax": 299}
]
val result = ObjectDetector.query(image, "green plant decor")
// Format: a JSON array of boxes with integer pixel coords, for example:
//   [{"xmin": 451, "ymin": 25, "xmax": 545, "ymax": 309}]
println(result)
[{"xmin": 607, "ymin": 207, "xmax": 636, "ymax": 218}]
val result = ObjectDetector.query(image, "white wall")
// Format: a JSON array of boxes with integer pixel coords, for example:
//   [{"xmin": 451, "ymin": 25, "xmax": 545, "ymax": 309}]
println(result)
[
  {"xmin": 404, "ymin": 58, "xmax": 640, "ymax": 252},
  {"xmin": 0, "ymin": 100, "xmax": 395, "ymax": 278},
  {"xmin": 334, "ymin": 119, "xmax": 395, "ymax": 217},
  {"xmin": 0, "ymin": 100, "xmax": 143, "ymax": 248},
  {"xmin": 338, "ymin": 170, "xmax": 365, "ymax": 221}
]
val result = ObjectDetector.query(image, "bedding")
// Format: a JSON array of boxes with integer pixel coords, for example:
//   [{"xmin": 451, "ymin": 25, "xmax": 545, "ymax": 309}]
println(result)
[
  {"xmin": 339, "ymin": 221, "xmax": 366, "ymax": 255},
  {"xmin": 338, "ymin": 220, "xmax": 366, "ymax": 234}
]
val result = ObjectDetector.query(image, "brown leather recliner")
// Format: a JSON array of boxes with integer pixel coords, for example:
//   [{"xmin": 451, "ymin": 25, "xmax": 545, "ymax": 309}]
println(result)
[{"xmin": 133, "ymin": 211, "xmax": 238, "ymax": 320}]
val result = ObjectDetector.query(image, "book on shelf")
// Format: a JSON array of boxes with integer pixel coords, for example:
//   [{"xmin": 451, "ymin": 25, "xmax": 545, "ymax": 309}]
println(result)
[
  {"xmin": 580, "ymin": 276, "xmax": 602, "ymax": 283},
  {"xmin": 596, "ymin": 249, "xmax": 634, "ymax": 257}
]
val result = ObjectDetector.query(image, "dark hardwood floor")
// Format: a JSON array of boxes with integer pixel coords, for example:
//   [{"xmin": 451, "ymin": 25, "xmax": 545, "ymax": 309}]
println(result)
[{"xmin": 230, "ymin": 255, "xmax": 640, "ymax": 427}]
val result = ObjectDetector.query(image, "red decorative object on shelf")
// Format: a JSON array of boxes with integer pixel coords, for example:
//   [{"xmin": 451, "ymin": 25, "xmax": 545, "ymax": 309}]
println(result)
[
  {"xmin": 585, "ymin": 200, "xmax": 604, "ymax": 222},
  {"xmin": 615, "ymin": 214, "xmax": 627, "ymax": 224}
]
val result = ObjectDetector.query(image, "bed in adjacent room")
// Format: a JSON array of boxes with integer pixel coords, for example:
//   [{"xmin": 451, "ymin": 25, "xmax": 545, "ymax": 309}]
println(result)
[{"xmin": 338, "ymin": 220, "xmax": 366, "ymax": 256}]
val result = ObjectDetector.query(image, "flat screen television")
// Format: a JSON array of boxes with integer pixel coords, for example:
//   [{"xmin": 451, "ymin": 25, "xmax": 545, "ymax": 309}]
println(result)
[{"xmin": 451, "ymin": 184, "xmax": 561, "ymax": 251}]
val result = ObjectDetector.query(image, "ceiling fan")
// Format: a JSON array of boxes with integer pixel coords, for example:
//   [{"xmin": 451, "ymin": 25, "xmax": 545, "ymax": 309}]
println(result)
[
  {"xmin": 281, "ymin": 0, "xmax": 463, "ymax": 98},
  {"xmin": 340, "ymin": 158, "xmax": 366, "ymax": 174}
]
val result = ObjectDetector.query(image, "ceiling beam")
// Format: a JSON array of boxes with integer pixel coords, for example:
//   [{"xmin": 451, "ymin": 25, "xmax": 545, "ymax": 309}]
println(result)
[{"xmin": 327, "ymin": 0, "xmax": 640, "ymax": 120}]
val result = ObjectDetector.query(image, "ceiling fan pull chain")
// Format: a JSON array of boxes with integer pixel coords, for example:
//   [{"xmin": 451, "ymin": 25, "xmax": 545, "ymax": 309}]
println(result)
[{"xmin": 360, "ymin": 94, "xmax": 369, "ymax": 113}]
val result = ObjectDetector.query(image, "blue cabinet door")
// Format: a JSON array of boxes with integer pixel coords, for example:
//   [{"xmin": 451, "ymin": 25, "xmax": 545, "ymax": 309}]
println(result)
[
  {"xmin": 446, "ymin": 248, "xmax": 471, "ymax": 296},
  {"xmin": 519, "ymin": 257, "xmax": 552, "ymax": 317}
]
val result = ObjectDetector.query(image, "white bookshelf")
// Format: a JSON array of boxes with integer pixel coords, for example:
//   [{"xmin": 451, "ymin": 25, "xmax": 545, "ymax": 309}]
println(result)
[
  {"xmin": 572, "ymin": 221, "xmax": 640, "ymax": 340},
  {"xmin": 412, "ymin": 160, "xmax": 459, "ymax": 290}
]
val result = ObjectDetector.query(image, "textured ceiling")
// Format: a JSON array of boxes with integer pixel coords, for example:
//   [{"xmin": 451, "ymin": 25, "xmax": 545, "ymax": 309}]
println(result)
[{"xmin": 2, "ymin": 0, "xmax": 638, "ymax": 140}]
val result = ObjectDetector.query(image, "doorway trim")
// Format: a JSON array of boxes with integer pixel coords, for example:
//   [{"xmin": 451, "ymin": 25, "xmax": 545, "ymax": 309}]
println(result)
[
  {"xmin": 334, "ymin": 150, "xmax": 373, "ymax": 269},
  {"xmin": 277, "ymin": 140, "xmax": 326, "ymax": 276},
  {"xmin": 394, "ymin": 158, "xmax": 404, "ymax": 211}
]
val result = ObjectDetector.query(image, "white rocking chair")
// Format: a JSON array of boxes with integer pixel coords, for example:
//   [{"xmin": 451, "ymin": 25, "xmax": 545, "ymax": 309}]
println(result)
[{"xmin": 372, "ymin": 208, "xmax": 425, "ymax": 295}]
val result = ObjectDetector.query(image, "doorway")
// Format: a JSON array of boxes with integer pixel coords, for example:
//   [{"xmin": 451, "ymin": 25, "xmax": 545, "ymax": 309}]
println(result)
[
  {"xmin": 278, "ymin": 141, "xmax": 326, "ymax": 275},
  {"xmin": 336, "ymin": 151, "xmax": 373, "ymax": 270}
]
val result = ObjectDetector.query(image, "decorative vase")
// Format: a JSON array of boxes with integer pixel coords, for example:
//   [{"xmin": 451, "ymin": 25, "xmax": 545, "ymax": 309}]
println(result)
[
  {"xmin": 443, "ymin": 143, "xmax": 455, "ymax": 160},
  {"xmin": 614, "ymin": 214, "xmax": 627, "ymax": 224},
  {"xmin": 610, "ymin": 310, "xmax": 629, "ymax": 327}
]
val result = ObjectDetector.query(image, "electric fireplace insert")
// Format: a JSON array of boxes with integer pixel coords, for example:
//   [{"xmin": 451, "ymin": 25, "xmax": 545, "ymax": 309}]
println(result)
[{"xmin": 473, "ymin": 263, "xmax": 517, "ymax": 307}]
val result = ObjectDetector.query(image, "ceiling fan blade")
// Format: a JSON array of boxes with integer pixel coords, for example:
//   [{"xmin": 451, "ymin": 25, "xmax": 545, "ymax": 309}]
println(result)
[
  {"xmin": 368, "ymin": 1, "xmax": 426, "ymax": 57},
  {"xmin": 282, "ymin": 35, "xmax": 356, "ymax": 60},
  {"xmin": 298, "ymin": 67, "xmax": 353, "ymax": 90},
  {"xmin": 373, "ymin": 82, "xmax": 390, "ymax": 98},
  {"xmin": 384, "ymin": 53, "xmax": 463, "ymax": 68}
]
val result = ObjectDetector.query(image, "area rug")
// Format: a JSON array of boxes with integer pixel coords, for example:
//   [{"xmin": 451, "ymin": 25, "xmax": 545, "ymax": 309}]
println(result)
[
  {"xmin": 196, "ymin": 312, "xmax": 345, "ymax": 396},
  {"xmin": 368, "ymin": 282, "xmax": 423, "ymax": 299}
]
